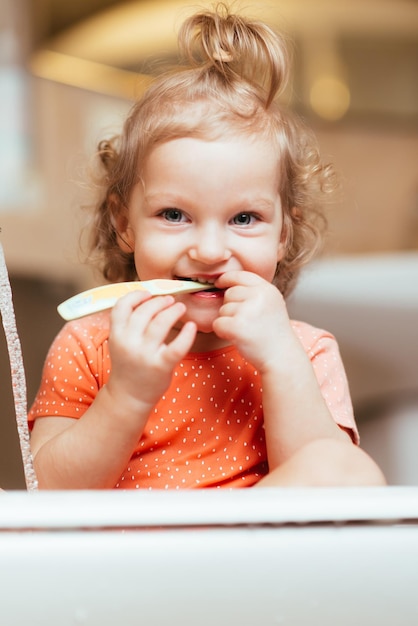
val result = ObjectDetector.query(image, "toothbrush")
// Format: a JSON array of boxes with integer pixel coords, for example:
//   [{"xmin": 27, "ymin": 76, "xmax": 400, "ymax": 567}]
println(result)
[{"xmin": 57, "ymin": 279, "xmax": 213, "ymax": 321}]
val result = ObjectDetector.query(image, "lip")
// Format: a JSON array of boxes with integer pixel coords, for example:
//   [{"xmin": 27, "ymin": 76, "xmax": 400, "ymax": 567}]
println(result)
[{"xmin": 190, "ymin": 288, "xmax": 225, "ymax": 299}]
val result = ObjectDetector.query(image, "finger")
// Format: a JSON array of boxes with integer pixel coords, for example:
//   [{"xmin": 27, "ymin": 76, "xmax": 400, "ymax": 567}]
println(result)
[
  {"xmin": 145, "ymin": 301, "xmax": 187, "ymax": 344},
  {"xmin": 163, "ymin": 321, "xmax": 197, "ymax": 366},
  {"xmin": 212, "ymin": 315, "xmax": 236, "ymax": 341},
  {"xmin": 217, "ymin": 301, "xmax": 240, "ymax": 318},
  {"xmin": 216, "ymin": 270, "xmax": 261, "ymax": 290},
  {"xmin": 112, "ymin": 294, "xmax": 176, "ymax": 338},
  {"xmin": 130, "ymin": 294, "xmax": 177, "ymax": 323},
  {"xmin": 221, "ymin": 285, "xmax": 249, "ymax": 304},
  {"xmin": 111, "ymin": 290, "xmax": 154, "ymax": 323}
]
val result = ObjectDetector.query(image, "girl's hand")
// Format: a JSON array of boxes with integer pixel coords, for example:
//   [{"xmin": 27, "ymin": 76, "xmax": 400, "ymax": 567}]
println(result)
[
  {"xmin": 106, "ymin": 290, "xmax": 196, "ymax": 411},
  {"xmin": 213, "ymin": 271, "xmax": 300, "ymax": 373}
]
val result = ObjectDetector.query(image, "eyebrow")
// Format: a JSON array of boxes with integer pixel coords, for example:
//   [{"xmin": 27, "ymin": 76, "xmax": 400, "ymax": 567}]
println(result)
[
  {"xmin": 145, "ymin": 192, "xmax": 276, "ymax": 205},
  {"xmin": 144, "ymin": 192, "xmax": 183, "ymax": 205},
  {"xmin": 142, "ymin": 190, "xmax": 280, "ymax": 219}
]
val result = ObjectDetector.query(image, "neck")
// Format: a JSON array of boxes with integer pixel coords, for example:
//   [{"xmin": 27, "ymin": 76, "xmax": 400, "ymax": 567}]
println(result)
[
  {"xmin": 190, "ymin": 330, "xmax": 232, "ymax": 354},
  {"xmin": 168, "ymin": 326, "xmax": 232, "ymax": 354}
]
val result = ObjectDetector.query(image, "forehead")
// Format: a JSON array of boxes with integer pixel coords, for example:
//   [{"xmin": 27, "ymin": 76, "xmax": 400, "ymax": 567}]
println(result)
[
  {"xmin": 138, "ymin": 136, "xmax": 282, "ymax": 211},
  {"xmin": 145, "ymin": 134, "xmax": 280, "ymax": 173}
]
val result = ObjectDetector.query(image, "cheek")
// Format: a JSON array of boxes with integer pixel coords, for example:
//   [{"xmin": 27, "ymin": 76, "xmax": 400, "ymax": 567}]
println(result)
[
  {"xmin": 133, "ymin": 242, "xmax": 159, "ymax": 276},
  {"xmin": 133, "ymin": 238, "xmax": 176, "ymax": 278},
  {"xmin": 244, "ymin": 250, "xmax": 280, "ymax": 284}
]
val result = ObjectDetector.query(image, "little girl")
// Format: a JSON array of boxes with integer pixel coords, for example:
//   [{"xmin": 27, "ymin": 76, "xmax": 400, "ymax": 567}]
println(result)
[{"xmin": 28, "ymin": 4, "xmax": 385, "ymax": 489}]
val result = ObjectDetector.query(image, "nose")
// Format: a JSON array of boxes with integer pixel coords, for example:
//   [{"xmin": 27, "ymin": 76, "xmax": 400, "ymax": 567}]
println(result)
[{"xmin": 188, "ymin": 223, "xmax": 231, "ymax": 265}]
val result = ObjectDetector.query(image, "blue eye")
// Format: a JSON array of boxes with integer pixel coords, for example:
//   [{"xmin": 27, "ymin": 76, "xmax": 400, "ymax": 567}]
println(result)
[
  {"xmin": 162, "ymin": 209, "xmax": 184, "ymax": 222},
  {"xmin": 232, "ymin": 213, "xmax": 255, "ymax": 225}
]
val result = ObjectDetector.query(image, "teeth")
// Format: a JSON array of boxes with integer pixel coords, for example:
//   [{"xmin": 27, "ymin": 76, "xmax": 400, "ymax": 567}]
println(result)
[
  {"xmin": 178, "ymin": 277, "xmax": 215, "ymax": 285},
  {"xmin": 194, "ymin": 277, "xmax": 215, "ymax": 284}
]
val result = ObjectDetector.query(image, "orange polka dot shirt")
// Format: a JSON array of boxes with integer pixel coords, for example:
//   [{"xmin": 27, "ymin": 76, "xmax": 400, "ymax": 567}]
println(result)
[{"xmin": 28, "ymin": 312, "xmax": 358, "ymax": 489}]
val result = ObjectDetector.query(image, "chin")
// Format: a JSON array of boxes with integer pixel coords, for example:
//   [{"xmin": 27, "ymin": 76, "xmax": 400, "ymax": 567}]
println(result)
[
  {"xmin": 175, "ymin": 312, "xmax": 214, "ymax": 332},
  {"xmin": 196, "ymin": 324, "xmax": 217, "ymax": 335},
  {"xmin": 190, "ymin": 317, "xmax": 219, "ymax": 337}
]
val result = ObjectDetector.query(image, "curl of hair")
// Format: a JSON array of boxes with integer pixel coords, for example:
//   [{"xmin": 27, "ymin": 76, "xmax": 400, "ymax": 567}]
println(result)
[
  {"xmin": 272, "ymin": 115, "xmax": 335, "ymax": 296},
  {"xmin": 178, "ymin": 3, "xmax": 289, "ymax": 106},
  {"xmin": 87, "ymin": 138, "xmax": 137, "ymax": 282}
]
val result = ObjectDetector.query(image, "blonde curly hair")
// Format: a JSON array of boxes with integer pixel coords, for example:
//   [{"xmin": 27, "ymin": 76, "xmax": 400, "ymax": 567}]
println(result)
[{"xmin": 88, "ymin": 3, "xmax": 337, "ymax": 297}]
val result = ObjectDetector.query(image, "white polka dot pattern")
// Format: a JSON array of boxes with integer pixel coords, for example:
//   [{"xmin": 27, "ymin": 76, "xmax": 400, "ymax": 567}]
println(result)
[{"xmin": 28, "ymin": 312, "xmax": 358, "ymax": 489}]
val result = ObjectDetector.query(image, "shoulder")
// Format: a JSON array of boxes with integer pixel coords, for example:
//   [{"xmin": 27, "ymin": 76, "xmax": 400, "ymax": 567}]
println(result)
[
  {"xmin": 290, "ymin": 319, "xmax": 338, "ymax": 355},
  {"xmin": 41, "ymin": 311, "xmax": 111, "ymax": 386},
  {"xmin": 45, "ymin": 312, "xmax": 111, "ymax": 370},
  {"xmin": 55, "ymin": 311, "xmax": 111, "ymax": 351},
  {"xmin": 291, "ymin": 320, "xmax": 357, "ymax": 440}
]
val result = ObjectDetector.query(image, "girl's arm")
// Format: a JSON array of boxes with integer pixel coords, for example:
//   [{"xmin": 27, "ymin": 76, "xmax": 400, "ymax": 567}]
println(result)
[
  {"xmin": 30, "ymin": 292, "xmax": 197, "ymax": 489},
  {"xmin": 256, "ymin": 343, "xmax": 385, "ymax": 486},
  {"xmin": 30, "ymin": 382, "xmax": 158, "ymax": 489},
  {"xmin": 258, "ymin": 331, "xmax": 350, "ymax": 468},
  {"xmin": 213, "ymin": 271, "xmax": 386, "ymax": 486}
]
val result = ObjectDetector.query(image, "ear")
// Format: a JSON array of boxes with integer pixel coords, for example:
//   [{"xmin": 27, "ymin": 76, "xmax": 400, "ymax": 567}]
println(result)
[
  {"xmin": 110, "ymin": 196, "xmax": 135, "ymax": 253},
  {"xmin": 276, "ymin": 224, "xmax": 288, "ymax": 263},
  {"xmin": 277, "ymin": 206, "xmax": 299, "ymax": 262},
  {"xmin": 277, "ymin": 239, "xmax": 286, "ymax": 262},
  {"xmin": 114, "ymin": 216, "xmax": 135, "ymax": 254}
]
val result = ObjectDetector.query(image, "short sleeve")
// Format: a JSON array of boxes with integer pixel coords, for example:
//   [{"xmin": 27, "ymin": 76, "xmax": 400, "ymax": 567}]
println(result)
[
  {"xmin": 291, "ymin": 320, "xmax": 359, "ymax": 444},
  {"xmin": 28, "ymin": 315, "xmax": 110, "ymax": 424}
]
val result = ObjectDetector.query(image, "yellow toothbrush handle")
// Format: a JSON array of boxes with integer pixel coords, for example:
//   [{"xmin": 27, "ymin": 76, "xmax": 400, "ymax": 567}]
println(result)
[{"xmin": 57, "ymin": 280, "xmax": 212, "ymax": 320}]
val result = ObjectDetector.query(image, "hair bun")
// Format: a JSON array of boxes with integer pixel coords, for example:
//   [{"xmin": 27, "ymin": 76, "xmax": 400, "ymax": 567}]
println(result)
[
  {"xmin": 212, "ymin": 49, "xmax": 234, "ymax": 63},
  {"xmin": 178, "ymin": 3, "xmax": 289, "ymax": 106}
]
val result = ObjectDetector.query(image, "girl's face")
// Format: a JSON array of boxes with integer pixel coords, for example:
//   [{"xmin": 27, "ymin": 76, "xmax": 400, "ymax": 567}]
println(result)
[{"xmin": 121, "ymin": 135, "xmax": 285, "ymax": 345}]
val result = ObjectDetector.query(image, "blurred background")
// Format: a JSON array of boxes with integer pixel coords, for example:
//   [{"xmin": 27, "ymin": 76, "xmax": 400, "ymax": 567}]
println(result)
[{"xmin": 1, "ymin": 0, "xmax": 417, "ymax": 488}]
